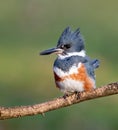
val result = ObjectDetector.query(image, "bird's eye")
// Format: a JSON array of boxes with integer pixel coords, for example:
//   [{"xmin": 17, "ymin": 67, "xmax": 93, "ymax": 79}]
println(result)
[{"xmin": 61, "ymin": 44, "xmax": 71, "ymax": 49}]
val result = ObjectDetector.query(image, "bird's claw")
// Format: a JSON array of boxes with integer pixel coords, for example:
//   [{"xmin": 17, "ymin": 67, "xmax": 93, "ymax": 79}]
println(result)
[{"xmin": 75, "ymin": 91, "xmax": 81, "ymax": 100}]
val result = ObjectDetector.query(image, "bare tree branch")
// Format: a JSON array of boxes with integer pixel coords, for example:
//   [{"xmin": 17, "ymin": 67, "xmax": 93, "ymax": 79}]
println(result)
[{"xmin": 0, "ymin": 82, "xmax": 118, "ymax": 120}]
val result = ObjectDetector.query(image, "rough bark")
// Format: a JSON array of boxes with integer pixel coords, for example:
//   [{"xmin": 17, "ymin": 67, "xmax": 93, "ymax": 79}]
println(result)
[{"xmin": 0, "ymin": 82, "xmax": 118, "ymax": 120}]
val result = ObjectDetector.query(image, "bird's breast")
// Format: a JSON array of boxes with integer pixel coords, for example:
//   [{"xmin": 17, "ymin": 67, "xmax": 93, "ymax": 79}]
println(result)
[{"xmin": 53, "ymin": 63, "xmax": 95, "ymax": 92}]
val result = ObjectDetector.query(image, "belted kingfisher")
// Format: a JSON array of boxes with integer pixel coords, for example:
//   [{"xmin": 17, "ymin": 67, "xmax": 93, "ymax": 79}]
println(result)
[{"xmin": 40, "ymin": 27, "xmax": 99, "ymax": 96}]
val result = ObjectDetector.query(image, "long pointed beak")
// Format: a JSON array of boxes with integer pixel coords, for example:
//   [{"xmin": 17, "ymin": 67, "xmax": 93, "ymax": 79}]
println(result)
[{"xmin": 40, "ymin": 47, "xmax": 63, "ymax": 55}]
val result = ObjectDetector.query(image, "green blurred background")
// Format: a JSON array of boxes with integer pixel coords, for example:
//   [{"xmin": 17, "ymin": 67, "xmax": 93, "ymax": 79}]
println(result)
[{"xmin": 0, "ymin": 0, "xmax": 118, "ymax": 130}]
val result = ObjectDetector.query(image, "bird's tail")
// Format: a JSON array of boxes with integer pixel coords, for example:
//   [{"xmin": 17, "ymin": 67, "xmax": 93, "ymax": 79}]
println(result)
[{"xmin": 91, "ymin": 59, "xmax": 100, "ymax": 69}]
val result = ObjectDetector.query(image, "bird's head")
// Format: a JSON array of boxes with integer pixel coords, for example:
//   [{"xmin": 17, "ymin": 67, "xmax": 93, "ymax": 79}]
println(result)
[{"xmin": 40, "ymin": 27, "xmax": 86, "ymax": 58}]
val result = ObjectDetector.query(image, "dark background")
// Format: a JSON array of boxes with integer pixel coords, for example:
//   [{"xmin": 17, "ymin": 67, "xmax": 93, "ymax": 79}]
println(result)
[{"xmin": 0, "ymin": 0, "xmax": 118, "ymax": 130}]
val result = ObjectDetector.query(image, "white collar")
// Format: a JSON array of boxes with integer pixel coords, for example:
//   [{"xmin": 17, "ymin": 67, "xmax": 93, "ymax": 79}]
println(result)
[{"xmin": 57, "ymin": 50, "xmax": 86, "ymax": 59}]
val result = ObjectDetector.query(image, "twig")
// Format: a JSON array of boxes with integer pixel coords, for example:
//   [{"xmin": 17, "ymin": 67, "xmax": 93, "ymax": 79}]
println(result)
[{"xmin": 0, "ymin": 82, "xmax": 118, "ymax": 120}]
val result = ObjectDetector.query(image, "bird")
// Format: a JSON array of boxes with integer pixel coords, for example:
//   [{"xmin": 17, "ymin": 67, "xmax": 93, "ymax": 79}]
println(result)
[{"xmin": 40, "ymin": 27, "xmax": 100, "ymax": 97}]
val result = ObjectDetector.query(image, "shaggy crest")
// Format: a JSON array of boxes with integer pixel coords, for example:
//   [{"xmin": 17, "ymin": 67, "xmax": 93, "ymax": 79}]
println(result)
[{"xmin": 57, "ymin": 27, "xmax": 84, "ymax": 47}]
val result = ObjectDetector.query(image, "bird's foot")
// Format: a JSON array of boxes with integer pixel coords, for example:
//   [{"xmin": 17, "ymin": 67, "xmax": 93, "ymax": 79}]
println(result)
[
  {"xmin": 63, "ymin": 93, "xmax": 69, "ymax": 99},
  {"xmin": 75, "ymin": 91, "xmax": 81, "ymax": 100}
]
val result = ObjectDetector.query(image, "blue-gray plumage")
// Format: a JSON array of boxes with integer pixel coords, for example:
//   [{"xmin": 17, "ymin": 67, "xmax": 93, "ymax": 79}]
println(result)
[
  {"xmin": 57, "ymin": 27, "xmax": 85, "ymax": 53},
  {"xmin": 54, "ymin": 56, "xmax": 99, "ymax": 80},
  {"xmin": 40, "ymin": 26, "xmax": 100, "ymax": 94},
  {"xmin": 54, "ymin": 56, "xmax": 87, "ymax": 72}
]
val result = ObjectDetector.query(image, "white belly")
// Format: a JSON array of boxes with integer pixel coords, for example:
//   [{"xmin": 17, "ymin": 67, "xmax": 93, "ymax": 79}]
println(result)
[{"xmin": 56, "ymin": 79, "xmax": 84, "ymax": 93}]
